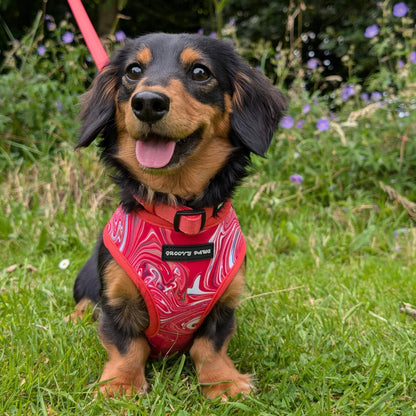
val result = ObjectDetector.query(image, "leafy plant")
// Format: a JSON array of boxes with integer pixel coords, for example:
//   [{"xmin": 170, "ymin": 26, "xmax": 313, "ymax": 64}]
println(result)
[{"xmin": 0, "ymin": 12, "xmax": 98, "ymax": 170}]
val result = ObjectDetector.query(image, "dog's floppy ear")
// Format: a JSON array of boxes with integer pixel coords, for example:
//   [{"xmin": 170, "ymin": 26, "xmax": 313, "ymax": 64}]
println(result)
[
  {"xmin": 76, "ymin": 63, "xmax": 120, "ymax": 148},
  {"xmin": 229, "ymin": 64, "xmax": 288, "ymax": 156}
]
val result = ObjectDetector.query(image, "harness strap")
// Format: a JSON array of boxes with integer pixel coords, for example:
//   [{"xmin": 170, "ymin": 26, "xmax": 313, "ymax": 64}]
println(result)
[
  {"xmin": 136, "ymin": 198, "xmax": 231, "ymax": 235},
  {"xmin": 67, "ymin": 0, "xmax": 109, "ymax": 71}
]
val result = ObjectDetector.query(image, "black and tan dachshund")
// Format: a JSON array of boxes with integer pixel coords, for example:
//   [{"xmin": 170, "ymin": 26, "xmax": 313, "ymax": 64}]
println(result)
[{"xmin": 72, "ymin": 32, "xmax": 287, "ymax": 399}]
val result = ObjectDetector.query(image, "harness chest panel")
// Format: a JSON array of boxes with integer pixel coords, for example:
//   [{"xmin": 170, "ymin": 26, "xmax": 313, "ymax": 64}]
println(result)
[{"xmin": 103, "ymin": 204, "xmax": 246, "ymax": 357}]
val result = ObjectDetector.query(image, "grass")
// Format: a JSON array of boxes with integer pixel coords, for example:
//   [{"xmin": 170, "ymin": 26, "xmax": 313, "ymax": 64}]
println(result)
[{"xmin": 1, "ymin": 138, "xmax": 416, "ymax": 415}]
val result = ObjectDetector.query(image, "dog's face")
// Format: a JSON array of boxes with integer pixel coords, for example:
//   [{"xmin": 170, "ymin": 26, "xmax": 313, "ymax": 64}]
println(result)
[{"xmin": 77, "ymin": 33, "xmax": 287, "ymax": 203}]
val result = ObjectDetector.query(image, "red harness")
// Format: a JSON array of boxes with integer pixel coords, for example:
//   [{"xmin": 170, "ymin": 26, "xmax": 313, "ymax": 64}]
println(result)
[{"xmin": 103, "ymin": 200, "xmax": 246, "ymax": 357}]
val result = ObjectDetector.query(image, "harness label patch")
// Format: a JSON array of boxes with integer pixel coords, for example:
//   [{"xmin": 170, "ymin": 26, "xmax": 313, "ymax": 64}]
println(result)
[{"xmin": 162, "ymin": 243, "xmax": 215, "ymax": 262}]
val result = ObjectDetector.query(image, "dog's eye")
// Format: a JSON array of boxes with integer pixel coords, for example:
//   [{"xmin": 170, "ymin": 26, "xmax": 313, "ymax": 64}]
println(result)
[
  {"xmin": 191, "ymin": 64, "xmax": 211, "ymax": 82},
  {"xmin": 125, "ymin": 63, "xmax": 143, "ymax": 81}
]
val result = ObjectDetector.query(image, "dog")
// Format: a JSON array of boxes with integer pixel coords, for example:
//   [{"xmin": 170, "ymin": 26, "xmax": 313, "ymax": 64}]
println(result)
[{"xmin": 72, "ymin": 32, "xmax": 287, "ymax": 399}]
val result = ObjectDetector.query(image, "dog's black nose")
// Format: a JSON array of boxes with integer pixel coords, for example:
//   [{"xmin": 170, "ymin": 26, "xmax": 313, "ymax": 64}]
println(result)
[{"xmin": 131, "ymin": 91, "xmax": 170, "ymax": 123}]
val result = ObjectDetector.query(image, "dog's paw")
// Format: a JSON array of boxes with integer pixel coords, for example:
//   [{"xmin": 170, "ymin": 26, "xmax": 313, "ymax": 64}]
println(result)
[
  {"xmin": 65, "ymin": 298, "xmax": 98, "ymax": 323},
  {"xmin": 201, "ymin": 372, "xmax": 253, "ymax": 400},
  {"xmin": 97, "ymin": 379, "xmax": 149, "ymax": 398}
]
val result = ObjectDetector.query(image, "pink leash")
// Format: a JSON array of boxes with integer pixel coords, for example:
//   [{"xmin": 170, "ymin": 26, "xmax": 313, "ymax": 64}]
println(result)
[{"xmin": 67, "ymin": 0, "xmax": 109, "ymax": 71}]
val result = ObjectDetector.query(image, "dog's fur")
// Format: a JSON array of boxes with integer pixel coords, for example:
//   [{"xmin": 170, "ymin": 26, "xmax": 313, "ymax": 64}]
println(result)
[{"xmin": 73, "ymin": 33, "xmax": 287, "ymax": 399}]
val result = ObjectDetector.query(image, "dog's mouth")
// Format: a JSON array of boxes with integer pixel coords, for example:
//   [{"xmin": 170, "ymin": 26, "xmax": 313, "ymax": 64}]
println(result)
[{"xmin": 135, "ymin": 128, "xmax": 203, "ymax": 169}]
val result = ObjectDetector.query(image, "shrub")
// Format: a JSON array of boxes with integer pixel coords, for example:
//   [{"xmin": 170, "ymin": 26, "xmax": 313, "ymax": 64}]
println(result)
[
  {"xmin": 220, "ymin": 0, "xmax": 415, "ymax": 93},
  {"xmin": 0, "ymin": 12, "xmax": 97, "ymax": 169},
  {"xmin": 240, "ymin": 0, "xmax": 416, "ymax": 208}
]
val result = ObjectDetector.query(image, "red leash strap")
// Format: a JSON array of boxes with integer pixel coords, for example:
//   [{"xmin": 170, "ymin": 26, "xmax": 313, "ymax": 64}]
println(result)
[{"xmin": 67, "ymin": 0, "xmax": 109, "ymax": 71}]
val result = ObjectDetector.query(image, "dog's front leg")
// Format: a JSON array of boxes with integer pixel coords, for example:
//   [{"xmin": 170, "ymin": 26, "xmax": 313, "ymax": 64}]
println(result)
[
  {"xmin": 190, "ymin": 309, "xmax": 253, "ymax": 400},
  {"xmin": 98, "ymin": 332, "xmax": 150, "ymax": 396},
  {"xmin": 98, "ymin": 259, "xmax": 151, "ymax": 397},
  {"xmin": 190, "ymin": 266, "xmax": 253, "ymax": 400}
]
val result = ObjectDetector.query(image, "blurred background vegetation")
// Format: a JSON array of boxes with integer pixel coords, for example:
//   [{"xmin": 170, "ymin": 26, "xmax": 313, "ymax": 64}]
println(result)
[{"xmin": 1, "ymin": 0, "xmax": 413, "ymax": 84}]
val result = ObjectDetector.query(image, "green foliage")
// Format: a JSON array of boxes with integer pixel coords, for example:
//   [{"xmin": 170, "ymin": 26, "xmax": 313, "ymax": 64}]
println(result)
[
  {"xmin": 233, "ymin": 0, "xmax": 416, "ymax": 210},
  {"xmin": 263, "ymin": 92, "xmax": 416, "ymax": 207},
  {"xmin": 0, "ymin": 13, "xmax": 97, "ymax": 170},
  {"xmin": 0, "ymin": 71, "xmax": 78, "ymax": 168},
  {"xmin": 221, "ymin": 0, "xmax": 416, "ymax": 92}
]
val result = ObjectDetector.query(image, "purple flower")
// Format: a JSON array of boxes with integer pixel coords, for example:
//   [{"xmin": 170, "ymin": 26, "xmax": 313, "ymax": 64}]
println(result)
[
  {"xmin": 302, "ymin": 104, "xmax": 311, "ymax": 114},
  {"xmin": 364, "ymin": 24, "xmax": 379, "ymax": 38},
  {"xmin": 398, "ymin": 60, "xmax": 404, "ymax": 68},
  {"xmin": 229, "ymin": 19, "xmax": 236, "ymax": 26},
  {"xmin": 290, "ymin": 174, "xmax": 303, "ymax": 185},
  {"xmin": 341, "ymin": 83, "xmax": 355, "ymax": 101},
  {"xmin": 360, "ymin": 92, "xmax": 370, "ymax": 103},
  {"xmin": 307, "ymin": 58, "xmax": 319, "ymax": 69},
  {"xmin": 398, "ymin": 111, "xmax": 409, "ymax": 118},
  {"xmin": 296, "ymin": 120, "xmax": 305, "ymax": 129},
  {"xmin": 393, "ymin": 2, "xmax": 408, "ymax": 17},
  {"xmin": 410, "ymin": 51, "xmax": 416, "ymax": 64},
  {"xmin": 209, "ymin": 31, "xmax": 217, "ymax": 38},
  {"xmin": 62, "ymin": 31, "xmax": 74, "ymax": 44},
  {"xmin": 37, "ymin": 45, "xmax": 46, "ymax": 56},
  {"xmin": 197, "ymin": 28, "xmax": 204, "ymax": 35},
  {"xmin": 316, "ymin": 118, "xmax": 329, "ymax": 131},
  {"xmin": 281, "ymin": 115, "xmax": 294, "ymax": 129},
  {"xmin": 47, "ymin": 22, "xmax": 55, "ymax": 31},
  {"xmin": 115, "ymin": 30, "xmax": 126, "ymax": 42},
  {"xmin": 371, "ymin": 91, "xmax": 383, "ymax": 102},
  {"xmin": 44, "ymin": 14, "xmax": 52, "ymax": 21},
  {"xmin": 55, "ymin": 100, "xmax": 63, "ymax": 111}
]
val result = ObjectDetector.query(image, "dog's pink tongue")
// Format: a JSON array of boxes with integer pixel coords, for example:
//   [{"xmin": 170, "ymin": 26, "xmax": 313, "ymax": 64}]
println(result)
[{"xmin": 136, "ymin": 140, "xmax": 176, "ymax": 168}]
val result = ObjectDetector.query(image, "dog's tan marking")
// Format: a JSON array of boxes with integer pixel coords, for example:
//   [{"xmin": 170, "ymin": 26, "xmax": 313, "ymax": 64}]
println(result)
[
  {"xmin": 103, "ymin": 260, "xmax": 138, "ymax": 302},
  {"xmin": 180, "ymin": 47, "xmax": 202, "ymax": 65},
  {"xmin": 67, "ymin": 297, "xmax": 97, "ymax": 322},
  {"xmin": 136, "ymin": 47, "xmax": 152, "ymax": 65},
  {"xmin": 102, "ymin": 260, "xmax": 149, "ymax": 333},
  {"xmin": 190, "ymin": 337, "xmax": 253, "ymax": 399},
  {"xmin": 219, "ymin": 263, "xmax": 245, "ymax": 309},
  {"xmin": 232, "ymin": 72, "xmax": 252, "ymax": 110},
  {"xmin": 99, "ymin": 337, "xmax": 151, "ymax": 397}
]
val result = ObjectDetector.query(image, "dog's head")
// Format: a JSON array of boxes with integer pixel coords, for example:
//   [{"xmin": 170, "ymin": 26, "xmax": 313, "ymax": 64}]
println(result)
[{"xmin": 77, "ymin": 33, "xmax": 287, "ymax": 205}]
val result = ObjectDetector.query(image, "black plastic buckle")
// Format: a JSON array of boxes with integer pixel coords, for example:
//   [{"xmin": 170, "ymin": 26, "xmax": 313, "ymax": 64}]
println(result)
[{"xmin": 173, "ymin": 209, "xmax": 206, "ymax": 233}]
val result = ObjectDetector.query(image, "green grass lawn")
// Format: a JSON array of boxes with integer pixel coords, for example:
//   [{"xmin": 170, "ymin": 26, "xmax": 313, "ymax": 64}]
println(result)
[{"xmin": 1, "ymin": 145, "xmax": 416, "ymax": 415}]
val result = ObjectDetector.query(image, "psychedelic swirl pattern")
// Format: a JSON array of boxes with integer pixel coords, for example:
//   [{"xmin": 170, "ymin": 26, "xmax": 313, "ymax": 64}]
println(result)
[{"xmin": 103, "ymin": 205, "xmax": 246, "ymax": 357}]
